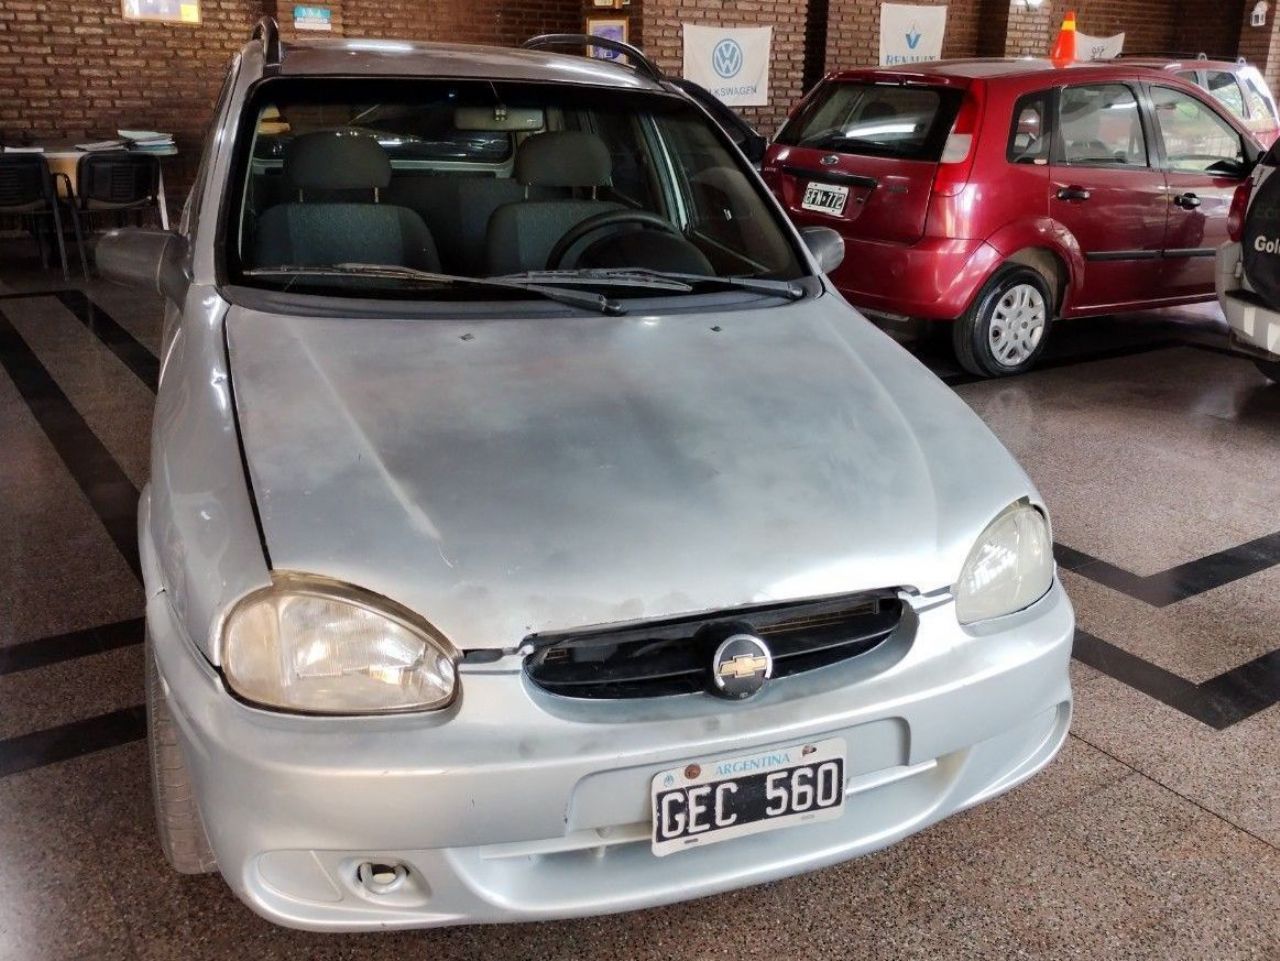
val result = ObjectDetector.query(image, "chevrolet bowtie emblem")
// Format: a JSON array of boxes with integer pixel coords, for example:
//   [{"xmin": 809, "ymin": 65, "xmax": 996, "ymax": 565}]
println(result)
[
  {"xmin": 710, "ymin": 633, "xmax": 773, "ymax": 699},
  {"xmin": 719, "ymin": 654, "xmax": 769, "ymax": 679}
]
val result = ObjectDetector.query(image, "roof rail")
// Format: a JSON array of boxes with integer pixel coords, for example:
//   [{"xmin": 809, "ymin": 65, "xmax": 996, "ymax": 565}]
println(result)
[
  {"xmin": 253, "ymin": 16, "xmax": 283, "ymax": 67},
  {"xmin": 521, "ymin": 33, "xmax": 665, "ymax": 84}
]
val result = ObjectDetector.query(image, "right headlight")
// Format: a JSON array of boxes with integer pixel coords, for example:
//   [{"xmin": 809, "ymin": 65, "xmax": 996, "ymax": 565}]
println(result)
[
  {"xmin": 221, "ymin": 574, "xmax": 457, "ymax": 714},
  {"xmin": 955, "ymin": 501, "xmax": 1054, "ymax": 625}
]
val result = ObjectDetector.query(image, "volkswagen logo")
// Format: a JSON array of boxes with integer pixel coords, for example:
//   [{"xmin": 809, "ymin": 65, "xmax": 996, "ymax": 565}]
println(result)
[
  {"xmin": 712, "ymin": 38, "xmax": 744, "ymax": 80},
  {"xmin": 710, "ymin": 634, "xmax": 772, "ymax": 700}
]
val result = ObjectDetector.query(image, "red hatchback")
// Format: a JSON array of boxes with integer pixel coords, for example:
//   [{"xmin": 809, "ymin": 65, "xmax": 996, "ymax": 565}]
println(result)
[{"xmin": 763, "ymin": 60, "xmax": 1263, "ymax": 375}]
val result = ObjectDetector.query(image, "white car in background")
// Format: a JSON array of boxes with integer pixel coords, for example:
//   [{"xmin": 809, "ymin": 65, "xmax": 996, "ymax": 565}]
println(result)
[{"xmin": 1217, "ymin": 146, "xmax": 1280, "ymax": 381}]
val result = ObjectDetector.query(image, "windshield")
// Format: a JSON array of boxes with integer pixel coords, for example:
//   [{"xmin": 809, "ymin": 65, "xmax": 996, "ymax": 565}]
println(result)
[
  {"xmin": 775, "ymin": 81, "xmax": 962, "ymax": 161},
  {"xmin": 226, "ymin": 77, "xmax": 805, "ymax": 299}
]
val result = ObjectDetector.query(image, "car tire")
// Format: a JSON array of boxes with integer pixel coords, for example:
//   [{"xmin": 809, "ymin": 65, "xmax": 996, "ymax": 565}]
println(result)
[
  {"xmin": 146, "ymin": 629, "xmax": 217, "ymax": 874},
  {"xmin": 953, "ymin": 265, "xmax": 1053, "ymax": 377},
  {"xmin": 1255, "ymin": 357, "xmax": 1280, "ymax": 382}
]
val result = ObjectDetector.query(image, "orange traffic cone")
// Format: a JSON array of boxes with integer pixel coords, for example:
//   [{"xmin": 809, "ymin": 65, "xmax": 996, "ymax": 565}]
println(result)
[{"xmin": 1050, "ymin": 10, "xmax": 1077, "ymax": 67}]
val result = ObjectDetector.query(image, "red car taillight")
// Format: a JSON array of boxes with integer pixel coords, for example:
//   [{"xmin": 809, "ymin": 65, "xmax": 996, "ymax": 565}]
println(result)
[
  {"xmin": 932, "ymin": 84, "xmax": 984, "ymax": 198},
  {"xmin": 1227, "ymin": 177, "xmax": 1253, "ymax": 242}
]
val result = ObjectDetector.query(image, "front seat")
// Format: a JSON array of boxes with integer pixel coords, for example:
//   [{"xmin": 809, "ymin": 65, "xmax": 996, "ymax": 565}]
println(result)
[
  {"xmin": 252, "ymin": 130, "xmax": 441, "ymax": 271},
  {"xmin": 485, "ymin": 131, "xmax": 623, "ymax": 275}
]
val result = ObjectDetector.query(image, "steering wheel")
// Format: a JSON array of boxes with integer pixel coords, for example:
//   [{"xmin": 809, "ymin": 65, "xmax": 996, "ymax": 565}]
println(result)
[{"xmin": 545, "ymin": 209, "xmax": 682, "ymax": 270}]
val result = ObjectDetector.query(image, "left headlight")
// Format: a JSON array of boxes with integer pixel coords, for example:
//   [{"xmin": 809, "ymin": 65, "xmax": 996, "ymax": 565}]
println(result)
[
  {"xmin": 221, "ymin": 574, "xmax": 458, "ymax": 714},
  {"xmin": 955, "ymin": 501, "xmax": 1054, "ymax": 625}
]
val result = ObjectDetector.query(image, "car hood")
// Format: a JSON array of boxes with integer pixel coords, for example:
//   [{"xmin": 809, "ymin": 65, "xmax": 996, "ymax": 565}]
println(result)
[{"xmin": 225, "ymin": 294, "xmax": 1035, "ymax": 650}]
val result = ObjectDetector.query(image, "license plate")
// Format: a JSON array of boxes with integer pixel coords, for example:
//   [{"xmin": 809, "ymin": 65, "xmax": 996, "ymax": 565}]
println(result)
[
  {"xmin": 801, "ymin": 182, "xmax": 849, "ymax": 215},
  {"xmin": 650, "ymin": 738, "xmax": 846, "ymax": 857}
]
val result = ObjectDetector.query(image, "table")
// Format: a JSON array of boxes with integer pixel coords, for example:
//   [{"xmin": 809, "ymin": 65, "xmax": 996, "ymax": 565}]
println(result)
[{"xmin": 38, "ymin": 142, "xmax": 178, "ymax": 231}]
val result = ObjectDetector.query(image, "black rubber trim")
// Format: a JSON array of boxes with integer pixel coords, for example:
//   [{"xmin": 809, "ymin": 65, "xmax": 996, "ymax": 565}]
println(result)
[
  {"xmin": 780, "ymin": 164, "xmax": 878, "ymax": 189},
  {"xmin": 1084, "ymin": 249, "xmax": 1162, "ymax": 262},
  {"xmin": 1163, "ymin": 247, "xmax": 1217, "ymax": 258}
]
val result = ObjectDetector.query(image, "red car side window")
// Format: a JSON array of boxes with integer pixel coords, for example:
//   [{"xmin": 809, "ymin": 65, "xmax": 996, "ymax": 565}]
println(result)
[
  {"xmin": 1058, "ymin": 84, "xmax": 1148, "ymax": 167},
  {"xmin": 1007, "ymin": 91, "xmax": 1052, "ymax": 165}
]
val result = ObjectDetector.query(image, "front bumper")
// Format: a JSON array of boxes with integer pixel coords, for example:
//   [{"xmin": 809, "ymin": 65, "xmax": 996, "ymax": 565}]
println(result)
[
  {"xmin": 1216, "ymin": 242, "xmax": 1280, "ymax": 360},
  {"xmin": 143, "ymin": 530, "xmax": 1073, "ymax": 932},
  {"xmin": 828, "ymin": 236, "xmax": 1001, "ymax": 322}
]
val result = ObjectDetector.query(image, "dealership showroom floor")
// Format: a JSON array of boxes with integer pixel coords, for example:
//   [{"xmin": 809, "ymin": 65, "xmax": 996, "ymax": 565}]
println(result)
[{"xmin": 1, "ymin": 240, "xmax": 1278, "ymax": 960}]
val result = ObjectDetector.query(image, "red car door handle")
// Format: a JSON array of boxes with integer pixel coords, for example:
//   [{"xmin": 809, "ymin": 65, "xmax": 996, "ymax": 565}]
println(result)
[
  {"xmin": 1172, "ymin": 192, "xmax": 1202, "ymax": 209},
  {"xmin": 1056, "ymin": 186, "xmax": 1091, "ymax": 201}
]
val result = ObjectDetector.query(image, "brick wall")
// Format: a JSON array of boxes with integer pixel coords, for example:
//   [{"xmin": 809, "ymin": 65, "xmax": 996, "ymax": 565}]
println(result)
[
  {"xmin": 338, "ymin": 0, "xmax": 578, "ymax": 46},
  {"xmin": 0, "ymin": 0, "xmax": 1267, "ymax": 216},
  {"xmin": 1015, "ymin": 0, "xmax": 1246, "ymax": 58},
  {"xmin": 0, "ymin": 0, "xmax": 581, "ymax": 213},
  {"xmin": 0, "ymin": 0, "xmax": 267, "ymax": 193},
  {"xmin": 638, "ymin": 0, "xmax": 810, "ymax": 134},
  {"xmin": 825, "ymin": 0, "xmax": 1007, "ymax": 71},
  {"xmin": 1236, "ymin": 0, "xmax": 1280, "ymax": 91}
]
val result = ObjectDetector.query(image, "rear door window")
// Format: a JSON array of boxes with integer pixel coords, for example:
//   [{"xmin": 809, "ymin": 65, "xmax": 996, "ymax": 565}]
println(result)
[
  {"xmin": 1204, "ymin": 71, "xmax": 1247, "ymax": 120},
  {"xmin": 774, "ymin": 81, "xmax": 962, "ymax": 161},
  {"xmin": 1057, "ymin": 84, "xmax": 1148, "ymax": 166},
  {"xmin": 1149, "ymin": 85, "xmax": 1245, "ymax": 173},
  {"xmin": 1008, "ymin": 91, "xmax": 1052, "ymax": 164}
]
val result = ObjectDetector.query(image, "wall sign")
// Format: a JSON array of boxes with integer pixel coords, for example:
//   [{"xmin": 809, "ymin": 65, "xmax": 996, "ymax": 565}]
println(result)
[
  {"xmin": 879, "ymin": 3, "xmax": 946, "ymax": 66},
  {"xmin": 121, "ymin": 0, "xmax": 200, "ymax": 25},
  {"xmin": 293, "ymin": 5, "xmax": 332, "ymax": 31},
  {"xmin": 682, "ymin": 24, "xmax": 772, "ymax": 107},
  {"xmin": 1077, "ymin": 31, "xmax": 1124, "ymax": 59}
]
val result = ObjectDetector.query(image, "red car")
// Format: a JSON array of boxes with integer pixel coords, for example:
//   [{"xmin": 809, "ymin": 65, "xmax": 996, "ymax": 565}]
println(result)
[{"xmin": 764, "ymin": 60, "xmax": 1263, "ymax": 375}]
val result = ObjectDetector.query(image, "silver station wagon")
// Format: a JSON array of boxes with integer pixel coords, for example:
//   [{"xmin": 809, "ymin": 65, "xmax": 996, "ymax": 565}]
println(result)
[{"xmin": 100, "ymin": 19, "xmax": 1074, "ymax": 931}]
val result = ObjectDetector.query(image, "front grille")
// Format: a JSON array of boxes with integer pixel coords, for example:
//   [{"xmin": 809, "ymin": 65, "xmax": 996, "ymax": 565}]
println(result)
[{"xmin": 524, "ymin": 591, "xmax": 903, "ymax": 700}]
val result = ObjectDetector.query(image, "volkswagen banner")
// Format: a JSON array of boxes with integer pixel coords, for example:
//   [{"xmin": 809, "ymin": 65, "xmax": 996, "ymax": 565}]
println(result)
[
  {"xmin": 879, "ymin": 3, "xmax": 947, "ymax": 66},
  {"xmin": 682, "ymin": 24, "xmax": 772, "ymax": 107}
]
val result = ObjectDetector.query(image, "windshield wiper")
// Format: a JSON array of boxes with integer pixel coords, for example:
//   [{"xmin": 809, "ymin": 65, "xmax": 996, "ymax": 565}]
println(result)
[
  {"xmin": 242, "ymin": 263, "xmax": 626, "ymax": 315},
  {"xmin": 508, "ymin": 268, "xmax": 805, "ymax": 302}
]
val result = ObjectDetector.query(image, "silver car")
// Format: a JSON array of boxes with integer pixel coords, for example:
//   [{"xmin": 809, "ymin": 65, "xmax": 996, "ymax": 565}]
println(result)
[{"xmin": 100, "ymin": 19, "xmax": 1073, "ymax": 932}]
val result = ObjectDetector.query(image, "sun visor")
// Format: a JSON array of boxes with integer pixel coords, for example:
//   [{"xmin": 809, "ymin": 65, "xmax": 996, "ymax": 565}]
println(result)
[{"xmin": 453, "ymin": 106, "xmax": 544, "ymax": 132}]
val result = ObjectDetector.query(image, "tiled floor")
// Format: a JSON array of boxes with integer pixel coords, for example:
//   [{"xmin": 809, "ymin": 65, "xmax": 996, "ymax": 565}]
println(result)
[{"xmin": 1, "ymin": 241, "xmax": 1278, "ymax": 960}]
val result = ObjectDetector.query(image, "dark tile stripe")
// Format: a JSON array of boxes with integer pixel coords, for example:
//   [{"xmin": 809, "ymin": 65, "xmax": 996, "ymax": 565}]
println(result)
[
  {"xmin": 1058, "ymin": 532, "xmax": 1280, "ymax": 607},
  {"xmin": 1074, "ymin": 629, "xmax": 1280, "ymax": 729},
  {"xmin": 0, "ymin": 705, "xmax": 145, "ymax": 779},
  {"xmin": 0, "ymin": 306, "xmax": 141, "ymax": 579},
  {"xmin": 0, "ymin": 618, "xmax": 144, "ymax": 677},
  {"xmin": 1197, "ymin": 648, "xmax": 1280, "ymax": 726},
  {"xmin": 1054, "ymin": 543, "xmax": 1155, "ymax": 601},
  {"xmin": 53, "ymin": 289, "xmax": 159, "ymax": 391},
  {"xmin": 1073, "ymin": 630, "xmax": 1220, "ymax": 726},
  {"xmin": 1144, "ymin": 531, "xmax": 1280, "ymax": 605}
]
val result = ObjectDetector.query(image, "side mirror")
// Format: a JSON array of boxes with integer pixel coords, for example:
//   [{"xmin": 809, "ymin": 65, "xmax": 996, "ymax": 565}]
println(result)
[
  {"xmin": 801, "ymin": 226, "xmax": 845, "ymax": 274},
  {"xmin": 1206, "ymin": 158, "xmax": 1250, "ymax": 179},
  {"xmin": 96, "ymin": 228, "xmax": 190, "ymax": 303},
  {"xmin": 741, "ymin": 133, "xmax": 768, "ymax": 166}
]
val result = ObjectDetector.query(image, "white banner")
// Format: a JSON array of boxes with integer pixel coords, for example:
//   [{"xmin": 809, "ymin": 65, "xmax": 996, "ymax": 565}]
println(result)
[
  {"xmin": 682, "ymin": 24, "xmax": 772, "ymax": 107},
  {"xmin": 879, "ymin": 3, "xmax": 947, "ymax": 66},
  {"xmin": 1077, "ymin": 31, "xmax": 1125, "ymax": 60}
]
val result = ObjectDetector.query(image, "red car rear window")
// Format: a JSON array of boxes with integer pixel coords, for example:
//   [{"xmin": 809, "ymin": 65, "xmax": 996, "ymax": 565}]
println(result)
[{"xmin": 775, "ymin": 81, "xmax": 963, "ymax": 161}]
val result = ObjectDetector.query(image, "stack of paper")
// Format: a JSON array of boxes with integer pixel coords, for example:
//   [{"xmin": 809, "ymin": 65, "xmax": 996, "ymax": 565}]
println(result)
[
  {"xmin": 118, "ymin": 129, "xmax": 175, "ymax": 152},
  {"xmin": 75, "ymin": 139, "xmax": 127, "ymax": 152}
]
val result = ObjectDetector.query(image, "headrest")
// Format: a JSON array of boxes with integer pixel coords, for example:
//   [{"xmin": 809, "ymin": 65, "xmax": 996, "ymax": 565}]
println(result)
[
  {"xmin": 284, "ymin": 131, "xmax": 391, "ymax": 191},
  {"xmin": 515, "ymin": 131, "xmax": 612, "ymax": 188}
]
